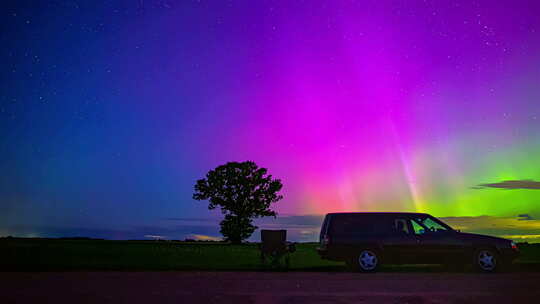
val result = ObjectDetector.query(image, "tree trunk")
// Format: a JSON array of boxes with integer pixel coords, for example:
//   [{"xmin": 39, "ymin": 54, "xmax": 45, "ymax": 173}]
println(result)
[{"xmin": 230, "ymin": 239, "xmax": 242, "ymax": 245}]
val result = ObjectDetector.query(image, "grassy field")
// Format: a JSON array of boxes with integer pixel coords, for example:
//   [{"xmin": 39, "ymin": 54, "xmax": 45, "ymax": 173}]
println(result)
[{"xmin": 1, "ymin": 238, "xmax": 539, "ymax": 272}]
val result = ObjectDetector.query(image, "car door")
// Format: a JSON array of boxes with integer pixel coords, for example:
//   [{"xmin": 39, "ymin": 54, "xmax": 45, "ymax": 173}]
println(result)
[
  {"xmin": 382, "ymin": 217, "xmax": 421, "ymax": 264},
  {"xmin": 409, "ymin": 215, "xmax": 464, "ymax": 264}
]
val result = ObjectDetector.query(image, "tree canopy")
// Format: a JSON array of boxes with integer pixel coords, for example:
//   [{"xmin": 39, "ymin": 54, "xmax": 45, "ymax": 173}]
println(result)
[{"xmin": 193, "ymin": 161, "xmax": 283, "ymax": 243}]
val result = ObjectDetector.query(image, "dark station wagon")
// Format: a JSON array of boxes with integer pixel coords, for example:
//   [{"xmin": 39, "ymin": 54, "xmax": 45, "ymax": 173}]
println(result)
[{"xmin": 317, "ymin": 212, "xmax": 519, "ymax": 272}]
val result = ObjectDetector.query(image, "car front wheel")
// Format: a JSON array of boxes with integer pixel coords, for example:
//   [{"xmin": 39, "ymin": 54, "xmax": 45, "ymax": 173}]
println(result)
[{"xmin": 474, "ymin": 248, "xmax": 499, "ymax": 272}]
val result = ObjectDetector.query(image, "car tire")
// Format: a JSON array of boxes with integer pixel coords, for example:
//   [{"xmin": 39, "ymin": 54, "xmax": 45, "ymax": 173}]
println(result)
[
  {"xmin": 349, "ymin": 249, "xmax": 380, "ymax": 272},
  {"xmin": 474, "ymin": 248, "xmax": 500, "ymax": 273}
]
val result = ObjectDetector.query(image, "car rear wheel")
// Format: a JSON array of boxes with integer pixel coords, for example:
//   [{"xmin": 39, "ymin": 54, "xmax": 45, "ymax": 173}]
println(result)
[
  {"xmin": 349, "ymin": 249, "xmax": 380, "ymax": 272},
  {"xmin": 474, "ymin": 248, "xmax": 499, "ymax": 273}
]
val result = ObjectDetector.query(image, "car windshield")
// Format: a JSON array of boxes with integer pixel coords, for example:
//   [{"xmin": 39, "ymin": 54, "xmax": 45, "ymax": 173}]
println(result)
[{"xmin": 411, "ymin": 215, "xmax": 453, "ymax": 234}]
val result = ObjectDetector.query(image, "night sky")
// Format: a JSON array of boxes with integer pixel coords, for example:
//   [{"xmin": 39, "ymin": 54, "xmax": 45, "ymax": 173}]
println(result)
[{"xmin": 1, "ymin": 0, "xmax": 540, "ymax": 242}]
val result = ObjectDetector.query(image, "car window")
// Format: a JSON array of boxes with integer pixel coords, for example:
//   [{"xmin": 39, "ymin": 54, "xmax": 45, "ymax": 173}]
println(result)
[
  {"xmin": 412, "ymin": 216, "xmax": 449, "ymax": 233},
  {"xmin": 410, "ymin": 220, "xmax": 425, "ymax": 234},
  {"xmin": 393, "ymin": 219, "xmax": 410, "ymax": 234},
  {"xmin": 423, "ymin": 217, "xmax": 448, "ymax": 232},
  {"xmin": 329, "ymin": 214, "xmax": 390, "ymax": 235}
]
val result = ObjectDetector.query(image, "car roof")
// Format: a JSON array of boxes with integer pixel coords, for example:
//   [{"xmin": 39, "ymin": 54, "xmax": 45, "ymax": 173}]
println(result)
[{"xmin": 325, "ymin": 212, "xmax": 430, "ymax": 216}]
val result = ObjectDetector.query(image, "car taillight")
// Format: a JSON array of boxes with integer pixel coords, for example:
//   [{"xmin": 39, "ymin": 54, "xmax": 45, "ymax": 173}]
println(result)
[
  {"xmin": 322, "ymin": 235, "xmax": 330, "ymax": 246},
  {"xmin": 511, "ymin": 241, "xmax": 518, "ymax": 250}
]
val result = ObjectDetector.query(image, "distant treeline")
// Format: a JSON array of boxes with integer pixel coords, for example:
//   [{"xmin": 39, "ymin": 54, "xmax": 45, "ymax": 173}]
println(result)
[{"xmin": 0, "ymin": 236, "xmax": 105, "ymax": 241}]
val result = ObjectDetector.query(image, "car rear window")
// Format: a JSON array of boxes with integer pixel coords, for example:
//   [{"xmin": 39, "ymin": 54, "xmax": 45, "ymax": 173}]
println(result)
[
  {"xmin": 319, "ymin": 215, "xmax": 330, "ymax": 240},
  {"xmin": 329, "ymin": 214, "xmax": 386, "ymax": 235}
]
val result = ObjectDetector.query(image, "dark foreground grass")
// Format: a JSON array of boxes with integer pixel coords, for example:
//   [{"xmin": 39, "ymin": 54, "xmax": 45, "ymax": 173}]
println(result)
[
  {"xmin": 1, "ymin": 238, "xmax": 539, "ymax": 272},
  {"xmin": 0, "ymin": 239, "xmax": 341, "ymax": 271}
]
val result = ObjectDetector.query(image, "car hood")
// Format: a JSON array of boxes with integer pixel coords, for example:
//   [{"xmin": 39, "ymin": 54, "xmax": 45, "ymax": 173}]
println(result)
[{"xmin": 456, "ymin": 232, "xmax": 510, "ymax": 244}]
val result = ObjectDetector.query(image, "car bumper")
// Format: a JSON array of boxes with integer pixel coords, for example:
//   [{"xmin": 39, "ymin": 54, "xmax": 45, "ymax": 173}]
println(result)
[
  {"xmin": 500, "ymin": 248, "xmax": 520, "ymax": 262},
  {"xmin": 317, "ymin": 247, "xmax": 328, "ymax": 259}
]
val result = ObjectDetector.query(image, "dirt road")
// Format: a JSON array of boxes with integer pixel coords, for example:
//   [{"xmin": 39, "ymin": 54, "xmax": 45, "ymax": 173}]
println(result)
[{"xmin": 1, "ymin": 272, "xmax": 538, "ymax": 303}]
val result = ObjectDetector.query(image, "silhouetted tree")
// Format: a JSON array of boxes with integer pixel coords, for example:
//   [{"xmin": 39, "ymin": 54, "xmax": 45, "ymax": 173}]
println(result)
[{"xmin": 193, "ymin": 161, "xmax": 283, "ymax": 244}]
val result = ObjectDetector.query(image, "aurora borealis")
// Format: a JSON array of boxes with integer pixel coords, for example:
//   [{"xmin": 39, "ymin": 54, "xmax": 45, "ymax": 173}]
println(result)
[{"xmin": 1, "ymin": 0, "xmax": 539, "ymax": 241}]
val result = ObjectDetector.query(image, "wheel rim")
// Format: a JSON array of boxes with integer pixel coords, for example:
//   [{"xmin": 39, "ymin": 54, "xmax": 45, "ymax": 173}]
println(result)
[
  {"xmin": 478, "ymin": 250, "xmax": 496, "ymax": 271},
  {"xmin": 359, "ymin": 250, "xmax": 378, "ymax": 270}
]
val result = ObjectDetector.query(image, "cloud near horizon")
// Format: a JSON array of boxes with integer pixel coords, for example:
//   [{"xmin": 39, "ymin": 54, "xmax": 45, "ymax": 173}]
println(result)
[
  {"xmin": 475, "ymin": 180, "xmax": 540, "ymax": 190},
  {"xmin": 186, "ymin": 234, "xmax": 222, "ymax": 241},
  {"xmin": 517, "ymin": 214, "xmax": 534, "ymax": 221}
]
